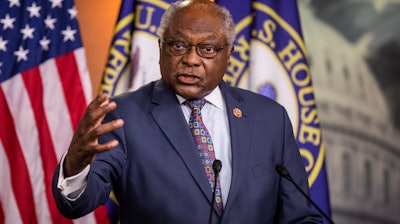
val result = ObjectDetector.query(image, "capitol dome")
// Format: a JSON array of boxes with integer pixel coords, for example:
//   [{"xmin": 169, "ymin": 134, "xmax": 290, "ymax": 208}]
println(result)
[{"xmin": 298, "ymin": 1, "xmax": 400, "ymax": 224}]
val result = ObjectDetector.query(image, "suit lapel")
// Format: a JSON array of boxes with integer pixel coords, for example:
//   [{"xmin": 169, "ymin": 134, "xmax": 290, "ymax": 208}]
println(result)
[
  {"xmin": 149, "ymin": 81, "xmax": 215, "ymax": 209},
  {"xmin": 219, "ymin": 83, "xmax": 252, "ymax": 211}
]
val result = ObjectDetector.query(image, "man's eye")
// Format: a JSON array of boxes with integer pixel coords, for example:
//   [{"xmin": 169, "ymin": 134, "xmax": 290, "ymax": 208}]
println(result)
[
  {"xmin": 172, "ymin": 42, "xmax": 185, "ymax": 49},
  {"xmin": 200, "ymin": 45, "xmax": 217, "ymax": 54}
]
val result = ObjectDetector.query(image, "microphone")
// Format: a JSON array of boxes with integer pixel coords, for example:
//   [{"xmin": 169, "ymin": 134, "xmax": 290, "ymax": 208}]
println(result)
[
  {"xmin": 275, "ymin": 164, "xmax": 335, "ymax": 224},
  {"xmin": 213, "ymin": 160, "xmax": 222, "ymax": 174},
  {"xmin": 208, "ymin": 159, "xmax": 222, "ymax": 224}
]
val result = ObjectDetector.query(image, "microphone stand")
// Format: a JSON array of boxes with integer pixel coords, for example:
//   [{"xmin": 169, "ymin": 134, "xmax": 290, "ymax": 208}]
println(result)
[
  {"xmin": 275, "ymin": 164, "xmax": 335, "ymax": 224},
  {"xmin": 208, "ymin": 177, "xmax": 218, "ymax": 224},
  {"xmin": 208, "ymin": 160, "xmax": 222, "ymax": 224}
]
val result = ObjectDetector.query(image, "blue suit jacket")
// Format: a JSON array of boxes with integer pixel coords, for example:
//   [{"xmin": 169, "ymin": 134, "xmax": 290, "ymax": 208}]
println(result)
[{"xmin": 53, "ymin": 80, "xmax": 322, "ymax": 223}]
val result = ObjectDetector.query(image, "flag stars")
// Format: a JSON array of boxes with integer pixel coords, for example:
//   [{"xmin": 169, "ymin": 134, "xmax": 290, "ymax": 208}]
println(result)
[
  {"xmin": 40, "ymin": 37, "xmax": 51, "ymax": 51},
  {"xmin": 8, "ymin": 0, "xmax": 21, "ymax": 8},
  {"xmin": 61, "ymin": 26, "xmax": 76, "ymax": 42},
  {"xmin": 68, "ymin": 7, "xmax": 78, "ymax": 19},
  {"xmin": 0, "ymin": 37, "xmax": 8, "ymax": 52},
  {"xmin": 14, "ymin": 46, "xmax": 29, "ymax": 62},
  {"xmin": 44, "ymin": 15, "xmax": 57, "ymax": 30},
  {"xmin": 27, "ymin": 2, "xmax": 42, "ymax": 18},
  {"xmin": 20, "ymin": 24, "xmax": 35, "ymax": 40},
  {"xmin": 1, "ymin": 14, "xmax": 16, "ymax": 30},
  {"xmin": 50, "ymin": 0, "xmax": 64, "ymax": 9}
]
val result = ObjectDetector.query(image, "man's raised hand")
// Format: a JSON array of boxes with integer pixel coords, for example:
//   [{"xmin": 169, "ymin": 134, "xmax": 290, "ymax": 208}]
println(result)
[{"xmin": 63, "ymin": 94, "xmax": 124, "ymax": 177}]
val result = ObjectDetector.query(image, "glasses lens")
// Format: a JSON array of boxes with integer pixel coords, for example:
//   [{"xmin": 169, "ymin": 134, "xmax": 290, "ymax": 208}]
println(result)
[
  {"xmin": 197, "ymin": 44, "xmax": 218, "ymax": 58},
  {"xmin": 162, "ymin": 39, "xmax": 223, "ymax": 59},
  {"xmin": 165, "ymin": 41, "xmax": 187, "ymax": 56}
]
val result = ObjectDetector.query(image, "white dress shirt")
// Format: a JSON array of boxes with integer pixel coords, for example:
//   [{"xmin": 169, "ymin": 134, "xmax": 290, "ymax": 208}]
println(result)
[{"xmin": 58, "ymin": 86, "xmax": 232, "ymax": 205}]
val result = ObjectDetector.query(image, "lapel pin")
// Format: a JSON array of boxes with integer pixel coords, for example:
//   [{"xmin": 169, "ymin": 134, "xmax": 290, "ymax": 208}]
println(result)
[{"xmin": 233, "ymin": 108, "xmax": 242, "ymax": 118}]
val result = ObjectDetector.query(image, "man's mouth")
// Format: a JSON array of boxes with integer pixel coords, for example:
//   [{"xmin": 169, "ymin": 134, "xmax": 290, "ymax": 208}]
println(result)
[{"xmin": 177, "ymin": 74, "xmax": 201, "ymax": 84}]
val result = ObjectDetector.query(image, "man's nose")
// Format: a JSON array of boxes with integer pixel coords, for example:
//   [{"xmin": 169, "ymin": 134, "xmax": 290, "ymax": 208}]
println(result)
[{"xmin": 182, "ymin": 46, "xmax": 201, "ymax": 66}]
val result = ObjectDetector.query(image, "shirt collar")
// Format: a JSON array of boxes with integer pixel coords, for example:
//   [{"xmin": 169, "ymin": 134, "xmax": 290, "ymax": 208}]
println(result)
[{"xmin": 176, "ymin": 86, "xmax": 224, "ymax": 110}]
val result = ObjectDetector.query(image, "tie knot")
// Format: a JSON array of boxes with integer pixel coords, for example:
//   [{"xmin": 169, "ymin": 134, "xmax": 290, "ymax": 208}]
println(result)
[{"xmin": 185, "ymin": 98, "xmax": 206, "ymax": 111}]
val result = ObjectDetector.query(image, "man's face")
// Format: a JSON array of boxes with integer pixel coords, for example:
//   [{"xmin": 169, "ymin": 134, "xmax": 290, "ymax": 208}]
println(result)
[{"xmin": 159, "ymin": 6, "xmax": 233, "ymax": 99}]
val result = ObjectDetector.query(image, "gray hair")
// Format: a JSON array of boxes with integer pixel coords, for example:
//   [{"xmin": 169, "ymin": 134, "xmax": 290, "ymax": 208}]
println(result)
[{"xmin": 157, "ymin": 0, "xmax": 236, "ymax": 45}]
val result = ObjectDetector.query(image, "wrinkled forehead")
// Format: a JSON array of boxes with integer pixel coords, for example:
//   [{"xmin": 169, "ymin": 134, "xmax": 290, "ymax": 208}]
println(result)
[{"xmin": 165, "ymin": 4, "xmax": 226, "ymax": 40}]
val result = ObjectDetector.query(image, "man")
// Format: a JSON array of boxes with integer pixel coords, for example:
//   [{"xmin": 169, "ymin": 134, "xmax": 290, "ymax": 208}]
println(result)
[{"xmin": 52, "ymin": 0, "xmax": 322, "ymax": 223}]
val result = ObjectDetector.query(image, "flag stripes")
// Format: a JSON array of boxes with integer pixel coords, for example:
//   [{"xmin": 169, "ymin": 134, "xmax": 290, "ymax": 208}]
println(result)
[
  {"xmin": 56, "ymin": 52, "xmax": 88, "ymax": 130},
  {"xmin": 0, "ymin": 55, "xmax": 108, "ymax": 223},
  {"xmin": 39, "ymin": 58, "xmax": 74, "ymax": 161},
  {"xmin": 22, "ymin": 66, "xmax": 62, "ymax": 224},
  {"xmin": 0, "ymin": 142, "xmax": 23, "ymax": 224},
  {"xmin": 0, "ymin": 0, "xmax": 110, "ymax": 223},
  {"xmin": 0, "ymin": 82, "xmax": 40, "ymax": 224}
]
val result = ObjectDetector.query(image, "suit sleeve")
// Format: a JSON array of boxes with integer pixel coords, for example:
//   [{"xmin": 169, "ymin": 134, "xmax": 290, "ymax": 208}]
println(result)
[{"xmin": 275, "ymin": 109, "xmax": 322, "ymax": 223}]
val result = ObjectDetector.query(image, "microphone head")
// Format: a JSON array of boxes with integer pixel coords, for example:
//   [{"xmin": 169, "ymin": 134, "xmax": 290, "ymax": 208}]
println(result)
[
  {"xmin": 275, "ymin": 164, "xmax": 290, "ymax": 179},
  {"xmin": 212, "ymin": 160, "xmax": 222, "ymax": 173}
]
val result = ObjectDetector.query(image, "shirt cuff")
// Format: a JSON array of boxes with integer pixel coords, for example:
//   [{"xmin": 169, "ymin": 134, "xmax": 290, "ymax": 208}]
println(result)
[{"xmin": 57, "ymin": 153, "xmax": 90, "ymax": 201}]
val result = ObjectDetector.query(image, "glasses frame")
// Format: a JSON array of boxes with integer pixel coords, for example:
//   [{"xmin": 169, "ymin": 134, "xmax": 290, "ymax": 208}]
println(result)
[{"xmin": 160, "ymin": 39, "xmax": 229, "ymax": 59}]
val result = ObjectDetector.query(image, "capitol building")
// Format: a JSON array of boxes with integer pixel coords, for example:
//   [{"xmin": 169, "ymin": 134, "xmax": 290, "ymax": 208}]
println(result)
[{"xmin": 298, "ymin": 2, "xmax": 400, "ymax": 224}]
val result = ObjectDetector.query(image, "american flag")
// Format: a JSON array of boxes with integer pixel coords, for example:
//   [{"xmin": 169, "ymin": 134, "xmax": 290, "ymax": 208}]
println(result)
[{"xmin": 0, "ymin": 0, "xmax": 109, "ymax": 223}]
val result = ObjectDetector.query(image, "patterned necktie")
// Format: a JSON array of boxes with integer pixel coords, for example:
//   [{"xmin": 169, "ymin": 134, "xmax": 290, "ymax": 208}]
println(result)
[{"xmin": 186, "ymin": 99, "xmax": 223, "ymax": 211}]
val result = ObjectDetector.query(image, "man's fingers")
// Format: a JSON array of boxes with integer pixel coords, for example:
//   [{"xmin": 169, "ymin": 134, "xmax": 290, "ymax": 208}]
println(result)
[
  {"xmin": 89, "ymin": 119, "xmax": 124, "ymax": 139},
  {"xmin": 89, "ymin": 94, "xmax": 114, "ymax": 112},
  {"xmin": 64, "ymin": 95, "xmax": 123, "ymax": 177},
  {"xmin": 87, "ymin": 101, "xmax": 116, "ymax": 123},
  {"xmin": 95, "ymin": 140, "xmax": 120, "ymax": 153},
  {"xmin": 86, "ymin": 94, "xmax": 109, "ymax": 112},
  {"xmin": 95, "ymin": 94, "xmax": 109, "ymax": 107},
  {"xmin": 81, "ymin": 95, "xmax": 118, "ymax": 128}
]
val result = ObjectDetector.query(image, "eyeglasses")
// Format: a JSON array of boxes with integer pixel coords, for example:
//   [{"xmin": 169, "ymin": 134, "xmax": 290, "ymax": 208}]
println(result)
[{"xmin": 160, "ymin": 39, "xmax": 228, "ymax": 59}]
